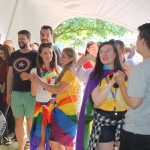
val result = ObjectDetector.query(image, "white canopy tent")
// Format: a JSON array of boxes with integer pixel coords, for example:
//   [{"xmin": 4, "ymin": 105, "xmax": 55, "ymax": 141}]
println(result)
[{"xmin": 0, "ymin": 0, "xmax": 150, "ymax": 48}]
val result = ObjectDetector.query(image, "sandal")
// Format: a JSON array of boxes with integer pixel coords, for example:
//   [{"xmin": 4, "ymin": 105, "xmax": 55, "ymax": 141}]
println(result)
[{"xmin": 24, "ymin": 141, "xmax": 30, "ymax": 149}]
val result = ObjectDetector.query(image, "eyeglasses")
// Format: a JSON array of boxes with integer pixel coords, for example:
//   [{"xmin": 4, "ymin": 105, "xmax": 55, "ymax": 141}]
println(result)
[{"xmin": 97, "ymin": 39, "xmax": 115, "ymax": 45}]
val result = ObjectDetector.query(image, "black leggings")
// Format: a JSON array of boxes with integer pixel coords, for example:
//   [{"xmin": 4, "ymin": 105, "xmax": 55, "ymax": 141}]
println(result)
[{"xmin": 7, "ymin": 107, "xmax": 15, "ymax": 133}]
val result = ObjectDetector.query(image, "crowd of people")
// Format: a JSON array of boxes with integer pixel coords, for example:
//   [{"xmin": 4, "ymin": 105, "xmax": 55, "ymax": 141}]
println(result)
[{"xmin": 0, "ymin": 23, "xmax": 150, "ymax": 150}]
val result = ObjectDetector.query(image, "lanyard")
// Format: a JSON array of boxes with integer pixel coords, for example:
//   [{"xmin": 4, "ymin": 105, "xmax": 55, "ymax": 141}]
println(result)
[{"xmin": 105, "ymin": 77, "xmax": 118, "ymax": 115}]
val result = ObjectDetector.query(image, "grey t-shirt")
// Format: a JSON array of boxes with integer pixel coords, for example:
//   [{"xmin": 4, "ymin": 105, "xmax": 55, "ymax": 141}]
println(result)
[{"xmin": 123, "ymin": 57, "xmax": 150, "ymax": 135}]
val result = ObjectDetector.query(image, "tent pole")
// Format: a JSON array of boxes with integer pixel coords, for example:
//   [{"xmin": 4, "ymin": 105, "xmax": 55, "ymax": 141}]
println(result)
[{"xmin": 5, "ymin": 0, "xmax": 19, "ymax": 40}]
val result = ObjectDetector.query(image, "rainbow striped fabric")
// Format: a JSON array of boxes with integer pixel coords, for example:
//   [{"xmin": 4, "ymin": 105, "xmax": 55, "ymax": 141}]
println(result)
[
  {"xmin": 30, "ymin": 100, "xmax": 55, "ymax": 150},
  {"xmin": 50, "ymin": 95, "xmax": 78, "ymax": 147}
]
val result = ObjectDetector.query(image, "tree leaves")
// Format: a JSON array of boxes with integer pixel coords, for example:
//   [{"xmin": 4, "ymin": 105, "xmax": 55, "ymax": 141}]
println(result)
[{"xmin": 54, "ymin": 17, "xmax": 132, "ymax": 46}]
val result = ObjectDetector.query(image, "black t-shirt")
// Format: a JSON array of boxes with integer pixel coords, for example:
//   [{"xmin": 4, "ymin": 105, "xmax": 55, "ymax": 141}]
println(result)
[
  {"xmin": 9, "ymin": 50, "xmax": 37, "ymax": 91},
  {"xmin": 53, "ymin": 45, "xmax": 61, "ymax": 66}
]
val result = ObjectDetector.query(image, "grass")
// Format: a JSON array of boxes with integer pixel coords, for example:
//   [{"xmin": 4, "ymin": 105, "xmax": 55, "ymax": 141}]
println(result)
[
  {"xmin": 0, "ymin": 137, "xmax": 28, "ymax": 150},
  {"xmin": 0, "ymin": 142, "xmax": 18, "ymax": 150}
]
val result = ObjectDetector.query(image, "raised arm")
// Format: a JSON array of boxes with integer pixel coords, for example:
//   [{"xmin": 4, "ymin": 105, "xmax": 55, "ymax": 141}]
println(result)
[{"xmin": 73, "ymin": 54, "xmax": 95, "ymax": 82}]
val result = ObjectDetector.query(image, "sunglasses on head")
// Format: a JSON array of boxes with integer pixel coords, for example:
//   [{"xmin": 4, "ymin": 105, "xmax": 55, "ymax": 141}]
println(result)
[{"xmin": 109, "ymin": 39, "xmax": 115, "ymax": 45}]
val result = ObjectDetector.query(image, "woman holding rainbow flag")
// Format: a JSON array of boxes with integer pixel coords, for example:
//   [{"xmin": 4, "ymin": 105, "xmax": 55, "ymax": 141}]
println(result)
[
  {"xmin": 31, "ymin": 47, "xmax": 79, "ymax": 150},
  {"xmin": 30, "ymin": 43, "xmax": 61, "ymax": 150}
]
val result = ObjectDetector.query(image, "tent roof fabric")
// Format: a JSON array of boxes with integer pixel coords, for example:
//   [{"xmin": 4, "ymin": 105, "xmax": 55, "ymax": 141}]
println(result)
[{"xmin": 0, "ymin": 0, "xmax": 149, "ymax": 47}]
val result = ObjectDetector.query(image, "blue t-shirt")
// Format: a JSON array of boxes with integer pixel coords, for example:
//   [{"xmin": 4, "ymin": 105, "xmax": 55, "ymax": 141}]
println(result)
[{"xmin": 9, "ymin": 50, "xmax": 37, "ymax": 91}]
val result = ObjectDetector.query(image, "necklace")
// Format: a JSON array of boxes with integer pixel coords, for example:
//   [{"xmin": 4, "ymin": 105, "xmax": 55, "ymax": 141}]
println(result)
[
  {"xmin": 41, "ymin": 65, "xmax": 58, "ymax": 99},
  {"xmin": 41, "ymin": 65, "xmax": 57, "ymax": 84}
]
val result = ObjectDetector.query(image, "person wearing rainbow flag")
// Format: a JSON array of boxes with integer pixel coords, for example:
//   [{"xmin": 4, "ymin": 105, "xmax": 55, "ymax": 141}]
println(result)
[
  {"xmin": 30, "ymin": 43, "xmax": 61, "ymax": 150},
  {"xmin": 76, "ymin": 41, "xmax": 128, "ymax": 150},
  {"xmin": 31, "ymin": 47, "xmax": 79, "ymax": 150}
]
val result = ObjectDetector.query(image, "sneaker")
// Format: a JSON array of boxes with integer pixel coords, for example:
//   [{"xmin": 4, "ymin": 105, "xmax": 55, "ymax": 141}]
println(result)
[
  {"xmin": 11, "ymin": 135, "xmax": 17, "ymax": 141},
  {"xmin": 3, "ymin": 137, "xmax": 12, "ymax": 145}
]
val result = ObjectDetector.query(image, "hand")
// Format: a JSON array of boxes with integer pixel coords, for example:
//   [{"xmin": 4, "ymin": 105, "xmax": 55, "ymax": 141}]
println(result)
[
  {"xmin": 6, "ymin": 95, "xmax": 11, "ymax": 106},
  {"xmin": 110, "ymin": 72, "xmax": 119, "ymax": 85},
  {"xmin": 30, "ymin": 74, "xmax": 39, "ymax": 88},
  {"xmin": 20, "ymin": 72, "xmax": 30, "ymax": 81},
  {"xmin": 117, "ymin": 70, "xmax": 126, "ymax": 78},
  {"xmin": 77, "ymin": 54, "xmax": 88, "ymax": 67},
  {"xmin": 30, "ymin": 73, "xmax": 42, "ymax": 86},
  {"xmin": 29, "ymin": 73, "xmax": 34, "ymax": 82},
  {"xmin": 85, "ymin": 54, "xmax": 96, "ymax": 62},
  {"xmin": 115, "ymin": 71, "xmax": 126, "ymax": 85}
]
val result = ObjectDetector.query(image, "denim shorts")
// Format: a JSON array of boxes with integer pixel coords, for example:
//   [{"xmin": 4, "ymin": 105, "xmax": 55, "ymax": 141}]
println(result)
[
  {"xmin": 120, "ymin": 129, "xmax": 150, "ymax": 150},
  {"xmin": 95, "ymin": 109, "xmax": 126, "ymax": 143}
]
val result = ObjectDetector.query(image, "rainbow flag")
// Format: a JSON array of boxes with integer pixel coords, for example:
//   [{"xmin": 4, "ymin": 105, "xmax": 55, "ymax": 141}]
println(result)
[
  {"xmin": 50, "ymin": 96, "xmax": 78, "ymax": 147},
  {"xmin": 30, "ymin": 100, "xmax": 55, "ymax": 150},
  {"xmin": 76, "ymin": 69, "xmax": 111, "ymax": 150}
]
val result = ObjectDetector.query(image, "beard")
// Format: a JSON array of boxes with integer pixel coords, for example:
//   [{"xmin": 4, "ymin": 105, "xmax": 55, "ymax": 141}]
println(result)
[
  {"xmin": 18, "ymin": 42, "xmax": 27, "ymax": 49},
  {"xmin": 41, "ymin": 39, "xmax": 49, "ymax": 43}
]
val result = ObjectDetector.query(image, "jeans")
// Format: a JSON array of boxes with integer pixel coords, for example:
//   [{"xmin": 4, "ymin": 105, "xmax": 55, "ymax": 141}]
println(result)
[{"xmin": 120, "ymin": 129, "xmax": 150, "ymax": 150}]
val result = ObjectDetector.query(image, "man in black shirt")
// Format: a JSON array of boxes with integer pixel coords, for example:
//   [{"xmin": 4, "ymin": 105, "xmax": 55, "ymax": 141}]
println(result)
[
  {"xmin": 40, "ymin": 25, "xmax": 61, "ymax": 66},
  {"xmin": 7, "ymin": 30, "xmax": 37, "ymax": 150}
]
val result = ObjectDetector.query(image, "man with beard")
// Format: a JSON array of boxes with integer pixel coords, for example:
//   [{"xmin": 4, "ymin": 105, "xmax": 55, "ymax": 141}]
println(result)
[
  {"xmin": 20, "ymin": 25, "xmax": 62, "ymax": 81},
  {"xmin": 6, "ymin": 30, "xmax": 37, "ymax": 150},
  {"xmin": 40, "ymin": 25, "xmax": 61, "ymax": 66}
]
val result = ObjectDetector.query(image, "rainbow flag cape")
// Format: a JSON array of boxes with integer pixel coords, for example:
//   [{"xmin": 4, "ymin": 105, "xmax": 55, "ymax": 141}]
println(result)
[{"xmin": 76, "ymin": 68, "xmax": 111, "ymax": 150}]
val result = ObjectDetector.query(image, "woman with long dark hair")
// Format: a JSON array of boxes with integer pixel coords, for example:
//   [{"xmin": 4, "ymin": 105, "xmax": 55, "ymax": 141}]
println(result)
[
  {"xmin": 0, "ymin": 45, "xmax": 11, "ymax": 145},
  {"xmin": 76, "ymin": 41, "xmax": 128, "ymax": 150},
  {"xmin": 30, "ymin": 43, "xmax": 61, "ymax": 150},
  {"xmin": 31, "ymin": 47, "xmax": 79, "ymax": 150}
]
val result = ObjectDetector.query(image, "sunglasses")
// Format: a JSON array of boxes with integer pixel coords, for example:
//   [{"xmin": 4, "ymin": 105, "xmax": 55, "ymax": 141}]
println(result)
[{"xmin": 109, "ymin": 39, "xmax": 115, "ymax": 45}]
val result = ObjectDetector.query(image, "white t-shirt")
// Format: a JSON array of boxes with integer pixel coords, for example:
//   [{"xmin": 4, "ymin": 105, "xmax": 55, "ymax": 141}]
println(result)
[
  {"xmin": 124, "ymin": 58, "xmax": 135, "ymax": 66},
  {"xmin": 123, "ymin": 57, "xmax": 150, "ymax": 135},
  {"xmin": 131, "ymin": 52, "xmax": 143, "ymax": 65},
  {"xmin": 30, "ymin": 66, "xmax": 62, "ymax": 103},
  {"xmin": 72, "ymin": 64, "xmax": 93, "ymax": 83}
]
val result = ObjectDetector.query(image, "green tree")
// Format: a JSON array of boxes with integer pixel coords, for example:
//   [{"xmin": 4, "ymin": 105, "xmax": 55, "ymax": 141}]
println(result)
[{"xmin": 54, "ymin": 17, "xmax": 132, "ymax": 46}]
